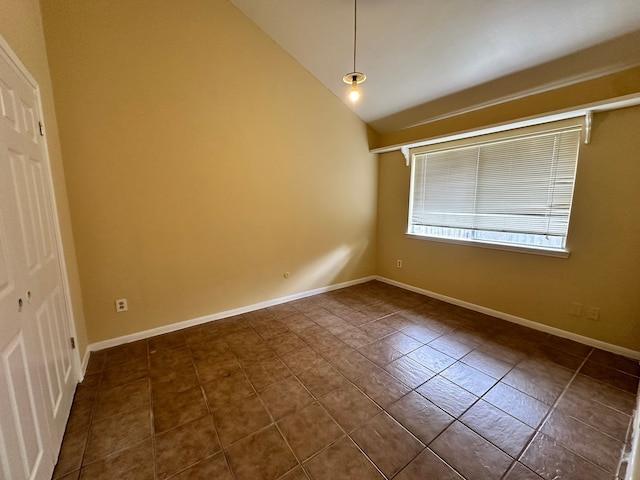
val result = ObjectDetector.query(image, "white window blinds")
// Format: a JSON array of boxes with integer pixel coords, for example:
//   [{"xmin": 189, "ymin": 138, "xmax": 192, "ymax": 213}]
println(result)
[{"xmin": 408, "ymin": 123, "xmax": 582, "ymax": 251}]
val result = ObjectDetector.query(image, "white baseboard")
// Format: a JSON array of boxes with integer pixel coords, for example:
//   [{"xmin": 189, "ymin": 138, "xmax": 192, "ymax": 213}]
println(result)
[
  {"xmin": 375, "ymin": 276, "xmax": 640, "ymax": 360},
  {"xmin": 88, "ymin": 276, "xmax": 377, "ymax": 352},
  {"xmin": 80, "ymin": 347, "xmax": 91, "ymax": 380},
  {"xmin": 87, "ymin": 273, "xmax": 640, "ymax": 361}
]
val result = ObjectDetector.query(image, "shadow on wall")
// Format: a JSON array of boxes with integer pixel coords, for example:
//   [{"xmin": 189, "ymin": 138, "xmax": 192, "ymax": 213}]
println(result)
[{"xmin": 274, "ymin": 238, "xmax": 373, "ymax": 300}]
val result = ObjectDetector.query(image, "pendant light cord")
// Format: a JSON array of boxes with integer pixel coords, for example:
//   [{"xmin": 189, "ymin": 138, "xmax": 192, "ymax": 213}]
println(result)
[{"xmin": 353, "ymin": 0, "xmax": 357, "ymax": 72}]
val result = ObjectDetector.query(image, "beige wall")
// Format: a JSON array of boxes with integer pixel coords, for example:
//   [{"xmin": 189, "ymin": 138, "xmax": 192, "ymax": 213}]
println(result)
[
  {"xmin": 377, "ymin": 104, "xmax": 640, "ymax": 351},
  {"xmin": 40, "ymin": 0, "xmax": 378, "ymax": 343},
  {"xmin": 0, "ymin": 0, "xmax": 88, "ymax": 353},
  {"xmin": 12, "ymin": 0, "xmax": 639, "ymax": 352}
]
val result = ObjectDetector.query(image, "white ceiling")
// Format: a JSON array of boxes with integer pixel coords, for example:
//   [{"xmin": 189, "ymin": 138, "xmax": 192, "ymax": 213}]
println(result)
[{"xmin": 229, "ymin": 0, "xmax": 640, "ymax": 133}]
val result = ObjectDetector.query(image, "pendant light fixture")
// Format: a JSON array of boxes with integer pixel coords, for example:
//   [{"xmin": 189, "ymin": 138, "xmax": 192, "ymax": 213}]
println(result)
[{"xmin": 343, "ymin": 0, "xmax": 365, "ymax": 102}]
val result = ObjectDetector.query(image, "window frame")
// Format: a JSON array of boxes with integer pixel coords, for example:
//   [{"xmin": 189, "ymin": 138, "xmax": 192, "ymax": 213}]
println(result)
[{"xmin": 406, "ymin": 118, "xmax": 584, "ymax": 258}]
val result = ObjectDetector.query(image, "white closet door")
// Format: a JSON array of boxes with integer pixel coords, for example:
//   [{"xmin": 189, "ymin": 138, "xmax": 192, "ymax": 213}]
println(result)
[{"xmin": 0, "ymin": 38, "xmax": 77, "ymax": 480}]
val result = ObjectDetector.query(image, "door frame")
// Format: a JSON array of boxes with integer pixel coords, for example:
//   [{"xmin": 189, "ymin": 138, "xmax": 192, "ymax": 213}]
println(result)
[{"xmin": 0, "ymin": 34, "xmax": 82, "ymax": 384}]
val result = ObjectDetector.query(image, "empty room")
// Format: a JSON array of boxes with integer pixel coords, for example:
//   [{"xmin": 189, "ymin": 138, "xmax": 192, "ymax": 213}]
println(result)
[{"xmin": 1, "ymin": 0, "xmax": 639, "ymax": 479}]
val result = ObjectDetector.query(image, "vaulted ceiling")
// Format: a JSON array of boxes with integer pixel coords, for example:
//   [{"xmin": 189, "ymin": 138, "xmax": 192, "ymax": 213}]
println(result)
[{"xmin": 229, "ymin": 0, "xmax": 640, "ymax": 134}]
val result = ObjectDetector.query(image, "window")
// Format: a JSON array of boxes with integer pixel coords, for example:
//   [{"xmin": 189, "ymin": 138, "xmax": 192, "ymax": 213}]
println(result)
[{"xmin": 407, "ymin": 120, "xmax": 583, "ymax": 256}]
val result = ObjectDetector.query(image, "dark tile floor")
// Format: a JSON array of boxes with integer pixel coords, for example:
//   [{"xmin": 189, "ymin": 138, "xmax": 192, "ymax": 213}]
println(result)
[{"xmin": 52, "ymin": 280, "xmax": 639, "ymax": 480}]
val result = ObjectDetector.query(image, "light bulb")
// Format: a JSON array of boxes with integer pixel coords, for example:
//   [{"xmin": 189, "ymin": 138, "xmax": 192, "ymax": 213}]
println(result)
[{"xmin": 348, "ymin": 82, "xmax": 360, "ymax": 102}]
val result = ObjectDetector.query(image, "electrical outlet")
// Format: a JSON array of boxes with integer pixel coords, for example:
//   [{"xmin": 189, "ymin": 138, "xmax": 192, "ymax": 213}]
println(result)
[
  {"xmin": 396, "ymin": 259, "xmax": 403, "ymax": 268},
  {"xmin": 587, "ymin": 306, "xmax": 600, "ymax": 321},
  {"xmin": 569, "ymin": 302, "xmax": 582, "ymax": 316},
  {"xmin": 115, "ymin": 298, "xmax": 128, "ymax": 312}
]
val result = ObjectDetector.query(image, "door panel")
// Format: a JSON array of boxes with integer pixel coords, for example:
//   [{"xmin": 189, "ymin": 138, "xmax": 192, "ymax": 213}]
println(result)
[
  {"xmin": 0, "ymin": 334, "xmax": 52, "ymax": 480},
  {"xmin": 8, "ymin": 150, "xmax": 40, "ymax": 274},
  {"xmin": 29, "ymin": 157, "xmax": 55, "ymax": 262},
  {"xmin": 52, "ymin": 289, "xmax": 73, "ymax": 384},
  {"xmin": 19, "ymin": 100, "xmax": 37, "ymax": 145},
  {"xmin": 36, "ymin": 299, "xmax": 62, "ymax": 416},
  {"xmin": 0, "ymin": 214, "xmax": 13, "ymax": 303},
  {"xmin": 0, "ymin": 78, "xmax": 19, "ymax": 131},
  {"xmin": 35, "ymin": 287, "xmax": 74, "ymax": 433},
  {"xmin": 0, "ymin": 39, "xmax": 78, "ymax": 479}
]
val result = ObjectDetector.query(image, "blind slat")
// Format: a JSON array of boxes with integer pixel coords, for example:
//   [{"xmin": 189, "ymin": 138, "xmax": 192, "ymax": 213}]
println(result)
[{"xmin": 409, "ymin": 126, "xmax": 581, "ymax": 247}]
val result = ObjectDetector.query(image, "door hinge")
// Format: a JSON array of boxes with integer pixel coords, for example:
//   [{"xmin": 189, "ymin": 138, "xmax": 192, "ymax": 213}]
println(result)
[
  {"xmin": 38, "ymin": 121, "xmax": 44, "ymax": 136},
  {"xmin": 70, "ymin": 337, "xmax": 76, "ymax": 349}
]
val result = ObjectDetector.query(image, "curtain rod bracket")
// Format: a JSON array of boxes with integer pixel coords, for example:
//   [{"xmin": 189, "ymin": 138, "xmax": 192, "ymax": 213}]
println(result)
[
  {"xmin": 400, "ymin": 146, "xmax": 410, "ymax": 166},
  {"xmin": 584, "ymin": 110, "xmax": 593, "ymax": 144}
]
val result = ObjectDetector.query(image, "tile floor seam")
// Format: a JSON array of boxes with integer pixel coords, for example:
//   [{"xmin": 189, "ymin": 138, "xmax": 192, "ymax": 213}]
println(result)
[
  {"xmin": 149, "ymin": 375, "xmax": 159, "ymax": 480},
  {"xmin": 415, "ymin": 417, "xmax": 475, "ymax": 477},
  {"xmin": 538, "ymin": 419, "xmax": 628, "ymax": 477},
  {"xmin": 209, "ymin": 338, "xmax": 307, "ymax": 477},
  {"xmin": 447, "ymin": 352, "xmax": 544, "ymax": 462},
  {"xmin": 576, "ymin": 372, "xmax": 640, "ymax": 416},
  {"xmin": 79, "ymin": 435, "xmax": 153, "ymax": 470},
  {"xmin": 517, "ymin": 353, "xmax": 589, "ymax": 441},
  {"xmin": 270, "ymin": 319, "xmax": 419, "ymax": 479},
  {"xmin": 196, "ymin": 381, "xmax": 231, "ymax": 479},
  {"xmin": 513, "ymin": 348, "xmax": 619, "ymax": 479},
  {"xmin": 224, "ymin": 451, "xmax": 238, "ymax": 480},
  {"xmin": 376, "ymin": 439, "xmax": 426, "ymax": 479},
  {"xmin": 273, "ymin": 348, "xmax": 376, "ymax": 475},
  {"xmin": 399, "ymin": 343, "xmax": 552, "ymax": 479},
  {"xmin": 428, "ymin": 447, "xmax": 469, "ymax": 479},
  {"xmin": 272, "ymin": 421, "xmax": 311, "ymax": 479},
  {"xmin": 214, "ymin": 314, "xmax": 344, "ymax": 476},
  {"xmin": 161, "ymin": 452, "xmax": 225, "ymax": 480},
  {"xmin": 457, "ymin": 406, "xmax": 533, "ymax": 461},
  {"xmin": 153, "ymin": 346, "xmax": 223, "ymax": 480},
  {"xmin": 525, "ymin": 434, "xmax": 623, "ymax": 480},
  {"xmin": 500, "ymin": 461, "xmax": 518, "ymax": 480},
  {"xmin": 145, "ymin": 339, "xmax": 160, "ymax": 480},
  {"xmin": 214, "ymin": 421, "xmax": 273, "ymax": 451},
  {"xmin": 388, "ymin": 386, "xmax": 479, "ymax": 478},
  {"xmin": 62, "ymin": 367, "xmax": 101, "ymax": 479},
  {"xmin": 206, "ymin": 362, "xmax": 271, "ymax": 453},
  {"xmin": 556, "ymin": 403, "xmax": 634, "ymax": 444},
  {"xmin": 618, "ymin": 416, "xmax": 637, "ymax": 479},
  {"xmin": 339, "ymin": 433, "xmax": 390, "ymax": 480},
  {"xmin": 443, "ymin": 336, "xmax": 617, "ymax": 477}
]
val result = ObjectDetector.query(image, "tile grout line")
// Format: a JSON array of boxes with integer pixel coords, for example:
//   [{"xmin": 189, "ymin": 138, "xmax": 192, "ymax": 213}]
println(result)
[
  {"xmin": 269, "ymin": 311, "xmax": 389, "ymax": 479},
  {"xmin": 187, "ymin": 334, "xmax": 238, "ymax": 480},
  {"xmin": 238, "ymin": 334, "xmax": 301, "ymax": 480},
  {"xmin": 54, "ymin": 359, "xmax": 101, "ymax": 479},
  {"xmin": 145, "ymin": 342, "xmax": 159, "ymax": 480},
  {"xmin": 618, "ymin": 410, "xmax": 638, "ymax": 480},
  {"xmin": 289, "ymin": 299, "xmax": 521, "ymax": 479},
  {"xmin": 416, "ymin": 344, "xmax": 523, "ymax": 480},
  {"xmin": 204, "ymin": 307, "xmax": 321, "ymax": 478},
  {"xmin": 267, "ymin": 299, "xmax": 410, "ymax": 477},
  {"xmin": 505, "ymin": 347, "xmax": 595, "ymax": 479},
  {"xmin": 70, "ymin": 347, "xmax": 152, "ymax": 478},
  {"xmin": 253, "ymin": 301, "xmax": 427, "ymax": 479},
  {"xmin": 75, "ymin": 353, "xmax": 108, "ymax": 477}
]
